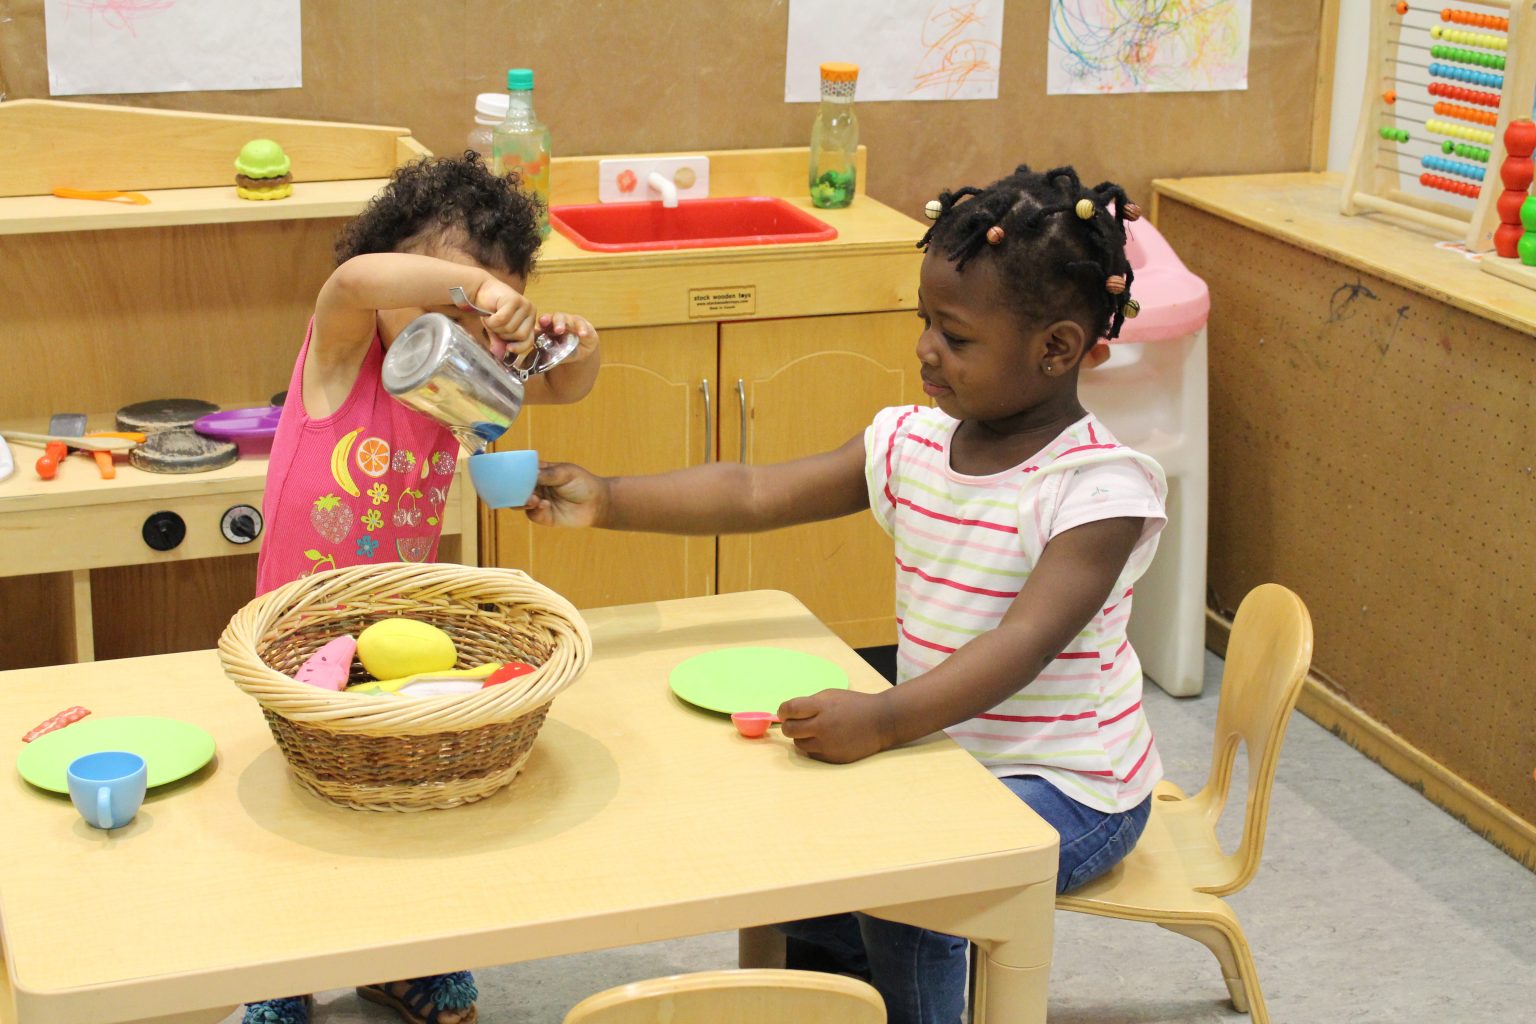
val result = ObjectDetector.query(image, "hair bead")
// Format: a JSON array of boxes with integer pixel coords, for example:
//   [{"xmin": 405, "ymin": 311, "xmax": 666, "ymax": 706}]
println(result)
[
  {"xmin": 1074, "ymin": 198, "xmax": 1095, "ymax": 220},
  {"xmin": 1106, "ymin": 274, "xmax": 1127, "ymax": 294},
  {"xmin": 986, "ymin": 224, "xmax": 1005, "ymax": 245},
  {"xmin": 924, "ymin": 199, "xmax": 944, "ymax": 221},
  {"xmin": 1122, "ymin": 202, "xmax": 1143, "ymax": 222},
  {"xmin": 1123, "ymin": 297, "xmax": 1141, "ymax": 318}
]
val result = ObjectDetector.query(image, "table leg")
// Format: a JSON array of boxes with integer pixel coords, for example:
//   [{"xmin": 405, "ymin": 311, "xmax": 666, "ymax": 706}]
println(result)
[
  {"xmin": 738, "ymin": 924, "xmax": 786, "ymax": 968},
  {"xmin": 864, "ymin": 879, "xmax": 1055, "ymax": 1024},
  {"xmin": 69, "ymin": 569, "xmax": 95, "ymax": 662}
]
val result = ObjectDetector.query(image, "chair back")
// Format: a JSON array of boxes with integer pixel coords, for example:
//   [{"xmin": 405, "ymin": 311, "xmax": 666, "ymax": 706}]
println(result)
[
  {"xmin": 562, "ymin": 968, "xmax": 886, "ymax": 1024},
  {"xmin": 1193, "ymin": 583, "xmax": 1314, "ymax": 895}
]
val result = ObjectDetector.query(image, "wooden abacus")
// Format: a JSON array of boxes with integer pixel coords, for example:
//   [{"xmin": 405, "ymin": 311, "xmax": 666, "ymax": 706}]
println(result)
[{"xmin": 1341, "ymin": 0, "xmax": 1536, "ymax": 252}]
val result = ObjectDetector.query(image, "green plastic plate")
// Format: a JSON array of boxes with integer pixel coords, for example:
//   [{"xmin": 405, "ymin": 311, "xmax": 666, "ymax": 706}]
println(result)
[
  {"xmin": 668, "ymin": 647, "xmax": 849, "ymax": 715},
  {"xmin": 17, "ymin": 716, "xmax": 216, "ymax": 794}
]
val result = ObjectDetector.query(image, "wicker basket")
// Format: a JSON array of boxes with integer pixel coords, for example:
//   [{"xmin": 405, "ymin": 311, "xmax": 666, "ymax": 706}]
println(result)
[{"xmin": 219, "ymin": 562, "xmax": 591, "ymax": 812}]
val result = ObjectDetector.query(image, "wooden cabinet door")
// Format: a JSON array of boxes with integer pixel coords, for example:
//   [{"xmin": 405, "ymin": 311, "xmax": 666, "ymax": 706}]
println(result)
[
  {"xmin": 718, "ymin": 311, "xmax": 927, "ymax": 648},
  {"xmin": 485, "ymin": 323, "xmax": 718, "ymax": 610}
]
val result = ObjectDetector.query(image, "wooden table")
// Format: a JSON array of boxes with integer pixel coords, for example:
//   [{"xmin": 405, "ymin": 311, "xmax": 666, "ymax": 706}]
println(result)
[{"xmin": 0, "ymin": 590, "xmax": 1059, "ymax": 1024}]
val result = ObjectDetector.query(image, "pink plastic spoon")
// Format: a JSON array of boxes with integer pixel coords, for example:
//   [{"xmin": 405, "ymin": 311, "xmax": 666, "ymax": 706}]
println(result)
[{"xmin": 730, "ymin": 711, "xmax": 781, "ymax": 739}]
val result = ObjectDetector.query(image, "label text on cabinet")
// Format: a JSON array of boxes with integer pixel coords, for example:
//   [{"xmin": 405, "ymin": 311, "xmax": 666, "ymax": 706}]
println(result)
[{"xmin": 688, "ymin": 286, "xmax": 756, "ymax": 318}]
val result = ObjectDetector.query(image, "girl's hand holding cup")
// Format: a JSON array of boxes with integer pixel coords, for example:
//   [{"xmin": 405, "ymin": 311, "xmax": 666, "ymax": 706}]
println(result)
[{"xmin": 524, "ymin": 462, "xmax": 608, "ymax": 525}]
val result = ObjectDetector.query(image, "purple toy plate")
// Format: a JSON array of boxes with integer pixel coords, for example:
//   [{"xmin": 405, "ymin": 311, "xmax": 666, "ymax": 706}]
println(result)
[{"xmin": 193, "ymin": 406, "xmax": 282, "ymax": 456}]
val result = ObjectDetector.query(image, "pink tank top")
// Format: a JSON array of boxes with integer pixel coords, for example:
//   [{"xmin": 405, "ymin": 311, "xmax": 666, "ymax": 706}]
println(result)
[{"xmin": 256, "ymin": 322, "xmax": 458, "ymax": 595}]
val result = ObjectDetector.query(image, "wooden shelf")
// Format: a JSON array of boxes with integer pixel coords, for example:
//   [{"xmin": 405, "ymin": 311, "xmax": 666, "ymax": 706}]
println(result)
[
  {"xmin": 0, "ymin": 178, "xmax": 393, "ymax": 236},
  {"xmin": 0, "ymin": 444, "xmax": 276, "ymax": 513},
  {"xmin": 1151, "ymin": 171, "xmax": 1536, "ymax": 337}
]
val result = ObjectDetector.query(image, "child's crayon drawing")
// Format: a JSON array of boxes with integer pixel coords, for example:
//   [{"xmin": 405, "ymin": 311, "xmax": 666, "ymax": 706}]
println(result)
[{"xmin": 1047, "ymin": 0, "xmax": 1252, "ymax": 95}]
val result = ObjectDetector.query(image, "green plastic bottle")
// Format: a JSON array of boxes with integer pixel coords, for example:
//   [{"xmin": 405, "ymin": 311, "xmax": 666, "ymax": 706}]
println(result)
[
  {"xmin": 809, "ymin": 62, "xmax": 859, "ymax": 209},
  {"xmin": 492, "ymin": 68, "xmax": 552, "ymax": 237}
]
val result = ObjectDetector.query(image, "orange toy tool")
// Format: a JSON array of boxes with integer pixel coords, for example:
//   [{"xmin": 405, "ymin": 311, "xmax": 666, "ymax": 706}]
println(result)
[
  {"xmin": 34, "ymin": 440, "xmax": 67, "ymax": 479},
  {"xmin": 50, "ymin": 187, "xmax": 150, "ymax": 205},
  {"xmin": 81, "ymin": 431, "xmax": 146, "ymax": 479},
  {"xmin": 33, "ymin": 431, "xmax": 144, "ymax": 480}
]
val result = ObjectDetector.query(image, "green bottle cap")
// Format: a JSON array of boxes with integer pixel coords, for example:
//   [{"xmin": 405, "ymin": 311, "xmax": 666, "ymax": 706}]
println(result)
[{"xmin": 507, "ymin": 68, "xmax": 534, "ymax": 90}]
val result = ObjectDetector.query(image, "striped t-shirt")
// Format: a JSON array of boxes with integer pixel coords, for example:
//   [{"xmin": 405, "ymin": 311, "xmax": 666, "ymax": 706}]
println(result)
[{"xmin": 864, "ymin": 405, "xmax": 1167, "ymax": 813}]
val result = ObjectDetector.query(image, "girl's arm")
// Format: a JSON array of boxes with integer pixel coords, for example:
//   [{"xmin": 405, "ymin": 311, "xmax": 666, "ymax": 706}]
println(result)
[
  {"xmin": 526, "ymin": 433, "xmax": 871, "ymax": 535},
  {"xmin": 304, "ymin": 254, "xmax": 530, "ymax": 417},
  {"xmin": 778, "ymin": 515, "xmax": 1146, "ymax": 763}
]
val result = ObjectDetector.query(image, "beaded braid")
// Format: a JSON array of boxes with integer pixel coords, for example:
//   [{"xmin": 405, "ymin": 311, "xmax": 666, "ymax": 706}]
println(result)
[{"xmin": 918, "ymin": 163, "xmax": 1141, "ymax": 343}]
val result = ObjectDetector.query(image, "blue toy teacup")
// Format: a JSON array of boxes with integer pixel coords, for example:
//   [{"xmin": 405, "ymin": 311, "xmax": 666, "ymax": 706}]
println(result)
[
  {"xmin": 467, "ymin": 449, "xmax": 541, "ymax": 509},
  {"xmin": 67, "ymin": 751, "xmax": 147, "ymax": 830}
]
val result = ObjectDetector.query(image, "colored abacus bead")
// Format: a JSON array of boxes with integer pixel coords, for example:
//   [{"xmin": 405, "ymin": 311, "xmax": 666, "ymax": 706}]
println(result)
[
  {"xmin": 1421, "ymin": 155, "xmax": 1485, "ymax": 181},
  {"xmin": 1419, "ymin": 172, "xmax": 1480, "ymax": 199}
]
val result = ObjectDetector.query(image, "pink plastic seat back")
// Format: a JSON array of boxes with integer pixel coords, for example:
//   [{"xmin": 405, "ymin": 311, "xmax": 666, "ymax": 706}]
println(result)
[{"xmin": 1112, "ymin": 218, "xmax": 1210, "ymax": 344}]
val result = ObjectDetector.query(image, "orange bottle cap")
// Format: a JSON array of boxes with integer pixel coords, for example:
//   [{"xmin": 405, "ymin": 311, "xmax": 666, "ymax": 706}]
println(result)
[{"xmin": 820, "ymin": 62, "xmax": 859, "ymax": 82}]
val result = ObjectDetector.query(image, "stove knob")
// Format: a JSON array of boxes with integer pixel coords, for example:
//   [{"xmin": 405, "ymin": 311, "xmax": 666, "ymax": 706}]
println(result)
[
  {"xmin": 142, "ymin": 511, "xmax": 186, "ymax": 551},
  {"xmin": 221, "ymin": 504, "xmax": 264, "ymax": 545}
]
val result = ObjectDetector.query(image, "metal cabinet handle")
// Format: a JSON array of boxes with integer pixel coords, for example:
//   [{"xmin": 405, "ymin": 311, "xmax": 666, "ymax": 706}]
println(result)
[
  {"xmin": 700, "ymin": 378, "xmax": 713, "ymax": 463},
  {"xmin": 735, "ymin": 378, "xmax": 747, "ymax": 464}
]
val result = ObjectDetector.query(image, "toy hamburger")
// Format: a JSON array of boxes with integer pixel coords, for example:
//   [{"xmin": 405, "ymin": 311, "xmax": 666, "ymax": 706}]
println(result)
[{"xmin": 234, "ymin": 139, "xmax": 293, "ymax": 200}]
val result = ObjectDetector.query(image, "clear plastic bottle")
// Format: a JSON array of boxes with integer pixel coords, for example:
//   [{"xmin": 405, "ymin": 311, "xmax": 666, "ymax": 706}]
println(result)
[
  {"xmin": 467, "ymin": 92, "xmax": 509, "ymax": 163},
  {"xmin": 809, "ymin": 62, "xmax": 859, "ymax": 209},
  {"xmin": 491, "ymin": 68, "xmax": 552, "ymax": 237}
]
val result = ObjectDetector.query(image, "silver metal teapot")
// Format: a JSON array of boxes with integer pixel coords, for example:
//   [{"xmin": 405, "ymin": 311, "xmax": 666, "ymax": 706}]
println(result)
[{"xmin": 380, "ymin": 307, "xmax": 578, "ymax": 454}]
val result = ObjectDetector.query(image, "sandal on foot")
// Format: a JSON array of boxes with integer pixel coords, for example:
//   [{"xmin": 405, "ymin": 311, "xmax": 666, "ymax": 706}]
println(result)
[
  {"xmin": 241, "ymin": 995, "xmax": 313, "ymax": 1024},
  {"xmin": 357, "ymin": 971, "xmax": 478, "ymax": 1024}
]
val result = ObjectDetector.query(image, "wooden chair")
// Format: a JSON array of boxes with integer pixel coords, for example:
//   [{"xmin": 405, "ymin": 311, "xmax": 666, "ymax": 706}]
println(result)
[
  {"xmin": 1056, "ymin": 582, "xmax": 1314, "ymax": 1024},
  {"xmin": 562, "ymin": 968, "xmax": 885, "ymax": 1024}
]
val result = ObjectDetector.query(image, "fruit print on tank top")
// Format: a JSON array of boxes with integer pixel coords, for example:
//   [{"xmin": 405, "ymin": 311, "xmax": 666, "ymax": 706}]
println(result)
[{"xmin": 300, "ymin": 429, "xmax": 451, "ymax": 571}]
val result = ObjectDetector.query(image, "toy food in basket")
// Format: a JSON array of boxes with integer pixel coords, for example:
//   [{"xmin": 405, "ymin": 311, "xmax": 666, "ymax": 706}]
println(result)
[{"xmin": 218, "ymin": 562, "xmax": 591, "ymax": 812}]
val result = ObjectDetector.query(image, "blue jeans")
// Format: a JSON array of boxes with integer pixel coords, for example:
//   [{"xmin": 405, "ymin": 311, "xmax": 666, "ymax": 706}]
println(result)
[{"xmin": 779, "ymin": 775, "xmax": 1151, "ymax": 1024}]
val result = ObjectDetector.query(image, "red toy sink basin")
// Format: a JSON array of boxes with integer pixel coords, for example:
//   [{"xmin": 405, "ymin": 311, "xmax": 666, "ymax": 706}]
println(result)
[{"xmin": 550, "ymin": 196, "xmax": 838, "ymax": 252}]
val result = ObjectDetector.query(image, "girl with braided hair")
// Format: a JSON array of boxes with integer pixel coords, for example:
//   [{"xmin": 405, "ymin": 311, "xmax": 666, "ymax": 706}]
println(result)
[{"xmin": 526, "ymin": 163, "xmax": 1165, "ymax": 1024}]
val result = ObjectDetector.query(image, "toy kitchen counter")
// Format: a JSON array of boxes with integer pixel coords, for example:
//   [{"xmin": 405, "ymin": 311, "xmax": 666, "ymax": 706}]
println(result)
[
  {"xmin": 0, "ymin": 101, "xmax": 928, "ymax": 667},
  {"xmin": 0, "ymin": 100, "xmax": 448, "ymax": 671}
]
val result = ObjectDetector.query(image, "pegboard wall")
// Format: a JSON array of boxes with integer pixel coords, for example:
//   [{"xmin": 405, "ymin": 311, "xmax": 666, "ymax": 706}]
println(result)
[{"xmin": 1158, "ymin": 199, "xmax": 1536, "ymax": 827}]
